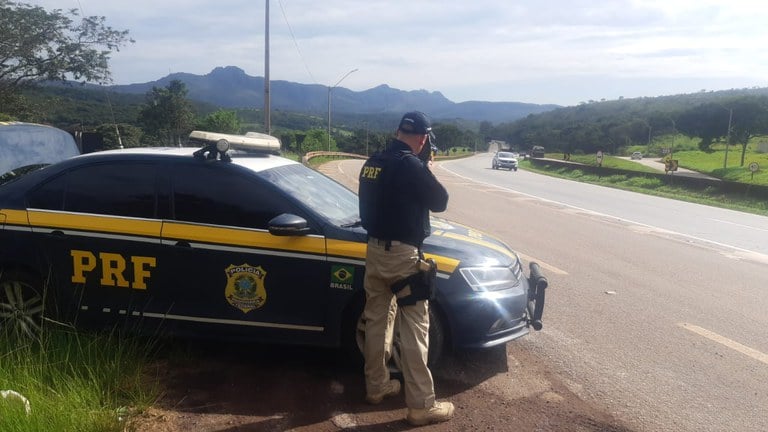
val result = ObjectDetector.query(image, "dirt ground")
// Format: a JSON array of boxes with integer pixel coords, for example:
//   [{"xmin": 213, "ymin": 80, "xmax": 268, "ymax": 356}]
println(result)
[
  {"xmin": 125, "ymin": 340, "xmax": 635, "ymax": 432},
  {"xmin": 126, "ymin": 159, "xmax": 635, "ymax": 431}
]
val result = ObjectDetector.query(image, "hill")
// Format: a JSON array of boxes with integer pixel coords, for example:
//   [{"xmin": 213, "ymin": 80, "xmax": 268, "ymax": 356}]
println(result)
[{"xmin": 105, "ymin": 66, "xmax": 559, "ymax": 124}]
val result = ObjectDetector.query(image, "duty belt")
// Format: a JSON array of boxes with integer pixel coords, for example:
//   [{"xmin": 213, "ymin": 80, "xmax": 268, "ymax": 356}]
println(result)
[{"xmin": 368, "ymin": 237, "xmax": 417, "ymax": 250}]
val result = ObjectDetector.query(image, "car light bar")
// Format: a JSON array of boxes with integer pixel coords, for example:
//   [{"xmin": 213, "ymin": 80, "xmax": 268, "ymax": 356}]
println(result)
[{"xmin": 188, "ymin": 130, "xmax": 281, "ymax": 153}]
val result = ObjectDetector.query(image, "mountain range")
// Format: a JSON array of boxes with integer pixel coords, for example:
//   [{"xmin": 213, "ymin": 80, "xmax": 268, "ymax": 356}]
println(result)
[{"xmin": 106, "ymin": 66, "xmax": 559, "ymax": 124}]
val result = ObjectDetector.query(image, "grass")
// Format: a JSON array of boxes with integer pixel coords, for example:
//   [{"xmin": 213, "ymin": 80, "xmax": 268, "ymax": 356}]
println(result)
[
  {"xmin": 671, "ymin": 149, "xmax": 768, "ymax": 184},
  {"xmin": 0, "ymin": 328, "xmax": 159, "ymax": 432},
  {"xmin": 564, "ymin": 153, "xmax": 662, "ymax": 173},
  {"xmin": 621, "ymin": 135, "xmax": 768, "ymax": 184},
  {"xmin": 522, "ymin": 155, "xmax": 768, "ymax": 216}
]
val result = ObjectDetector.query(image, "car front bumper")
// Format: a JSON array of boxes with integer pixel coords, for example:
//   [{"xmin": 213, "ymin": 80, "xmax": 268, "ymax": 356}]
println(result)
[
  {"xmin": 497, "ymin": 161, "xmax": 518, "ymax": 169},
  {"xmin": 437, "ymin": 265, "xmax": 546, "ymax": 349}
]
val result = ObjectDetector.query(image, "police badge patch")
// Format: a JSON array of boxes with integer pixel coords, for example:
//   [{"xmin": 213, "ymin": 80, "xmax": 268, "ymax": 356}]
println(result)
[{"xmin": 224, "ymin": 264, "xmax": 267, "ymax": 313}]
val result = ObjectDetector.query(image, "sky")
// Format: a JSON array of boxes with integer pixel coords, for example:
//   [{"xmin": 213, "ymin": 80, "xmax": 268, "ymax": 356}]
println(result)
[{"xmin": 27, "ymin": 0, "xmax": 768, "ymax": 107}]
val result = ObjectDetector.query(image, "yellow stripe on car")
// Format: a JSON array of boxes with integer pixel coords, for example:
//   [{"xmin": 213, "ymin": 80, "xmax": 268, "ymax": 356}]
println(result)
[
  {"xmin": 326, "ymin": 239, "xmax": 367, "ymax": 260},
  {"xmin": 1, "ymin": 209, "xmax": 29, "ymax": 225},
  {"xmin": 161, "ymin": 222, "xmax": 327, "ymax": 254},
  {"xmin": 28, "ymin": 210, "xmax": 162, "ymax": 237}
]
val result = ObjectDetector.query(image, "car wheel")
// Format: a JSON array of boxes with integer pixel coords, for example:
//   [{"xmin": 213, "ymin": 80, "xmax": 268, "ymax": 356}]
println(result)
[
  {"xmin": 0, "ymin": 271, "xmax": 47, "ymax": 339},
  {"xmin": 354, "ymin": 302, "xmax": 446, "ymax": 371}
]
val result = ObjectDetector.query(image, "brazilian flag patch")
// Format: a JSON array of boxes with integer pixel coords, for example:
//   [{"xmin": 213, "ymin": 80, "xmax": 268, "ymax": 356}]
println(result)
[{"xmin": 330, "ymin": 265, "xmax": 355, "ymax": 290}]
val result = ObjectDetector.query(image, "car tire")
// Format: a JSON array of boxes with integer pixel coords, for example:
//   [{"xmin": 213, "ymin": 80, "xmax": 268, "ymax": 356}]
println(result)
[
  {"xmin": 0, "ymin": 270, "xmax": 49, "ymax": 339},
  {"xmin": 353, "ymin": 301, "xmax": 446, "ymax": 371},
  {"xmin": 341, "ymin": 294, "xmax": 366, "ymax": 368}
]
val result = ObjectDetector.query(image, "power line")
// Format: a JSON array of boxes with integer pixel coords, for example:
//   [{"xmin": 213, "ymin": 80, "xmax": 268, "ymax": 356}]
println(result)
[
  {"xmin": 277, "ymin": 0, "xmax": 316, "ymax": 85},
  {"xmin": 74, "ymin": 0, "xmax": 123, "ymax": 147}
]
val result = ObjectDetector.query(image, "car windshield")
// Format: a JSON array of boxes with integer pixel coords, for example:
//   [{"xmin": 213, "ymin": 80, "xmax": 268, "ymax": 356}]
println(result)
[
  {"xmin": 0, "ymin": 123, "xmax": 80, "ymax": 176},
  {"xmin": 498, "ymin": 152, "xmax": 514, "ymax": 158},
  {"xmin": 256, "ymin": 163, "xmax": 360, "ymax": 226}
]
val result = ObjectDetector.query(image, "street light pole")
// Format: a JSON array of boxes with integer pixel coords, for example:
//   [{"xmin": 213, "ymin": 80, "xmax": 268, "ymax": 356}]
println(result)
[{"xmin": 327, "ymin": 68, "xmax": 358, "ymax": 151}]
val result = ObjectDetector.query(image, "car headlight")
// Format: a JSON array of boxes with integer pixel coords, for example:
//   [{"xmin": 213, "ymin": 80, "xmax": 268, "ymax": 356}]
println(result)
[{"xmin": 459, "ymin": 266, "xmax": 520, "ymax": 292}]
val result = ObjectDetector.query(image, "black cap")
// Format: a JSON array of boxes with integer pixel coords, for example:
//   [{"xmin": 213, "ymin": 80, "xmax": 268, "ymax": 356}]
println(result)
[{"xmin": 398, "ymin": 111, "xmax": 432, "ymax": 135}]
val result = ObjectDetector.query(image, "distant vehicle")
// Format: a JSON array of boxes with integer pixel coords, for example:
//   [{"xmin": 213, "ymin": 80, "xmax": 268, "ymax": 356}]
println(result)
[
  {"xmin": 631, "ymin": 151, "xmax": 643, "ymax": 160},
  {"xmin": 492, "ymin": 151, "xmax": 518, "ymax": 171},
  {"xmin": 530, "ymin": 146, "xmax": 545, "ymax": 158},
  {"xmin": 0, "ymin": 122, "xmax": 80, "ymax": 184}
]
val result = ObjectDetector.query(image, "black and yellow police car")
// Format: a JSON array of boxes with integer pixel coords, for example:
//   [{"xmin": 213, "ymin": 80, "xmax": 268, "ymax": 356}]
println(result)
[{"xmin": 0, "ymin": 131, "xmax": 546, "ymax": 364}]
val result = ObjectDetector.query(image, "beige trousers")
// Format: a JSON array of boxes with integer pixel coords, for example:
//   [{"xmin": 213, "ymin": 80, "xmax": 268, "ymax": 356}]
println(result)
[{"xmin": 363, "ymin": 239, "xmax": 435, "ymax": 409}]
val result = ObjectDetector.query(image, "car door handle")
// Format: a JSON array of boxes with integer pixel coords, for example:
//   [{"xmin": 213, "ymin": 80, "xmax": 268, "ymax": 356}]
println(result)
[
  {"xmin": 49, "ymin": 230, "xmax": 65, "ymax": 237},
  {"xmin": 174, "ymin": 240, "xmax": 191, "ymax": 248}
]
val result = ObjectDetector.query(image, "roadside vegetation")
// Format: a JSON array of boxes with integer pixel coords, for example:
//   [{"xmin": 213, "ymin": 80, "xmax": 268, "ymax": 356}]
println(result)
[
  {"xmin": 0, "ymin": 329, "xmax": 159, "ymax": 432},
  {"xmin": 522, "ymin": 149, "xmax": 768, "ymax": 216}
]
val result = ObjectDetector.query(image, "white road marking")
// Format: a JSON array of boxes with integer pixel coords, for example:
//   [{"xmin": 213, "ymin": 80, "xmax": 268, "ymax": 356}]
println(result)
[
  {"xmin": 679, "ymin": 323, "xmax": 768, "ymax": 366},
  {"xmin": 710, "ymin": 218, "xmax": 768, "ymax": 233},
  {"xmin": 439, "ymin": 161, "xmax": 768, "ymax": 264}
]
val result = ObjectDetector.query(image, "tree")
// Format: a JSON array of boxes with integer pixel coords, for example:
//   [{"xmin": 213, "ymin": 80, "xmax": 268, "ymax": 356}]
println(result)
[
  {"xmin": 94, "ymin": 123, "xmax": 143, "ymax": 149},
  {"xmin": 295, "ymin": 129, "xmax": 329, "ymax": 153},
  {"xmin": 728, "ymin": 96, "xmax": 768, "ymax": 166},
  {"xmin": 0, "ymin": 1, "xmax": 133, "ymax": 113},
  {"xmin": 137, "ymin": 80, "xmax": 196, "ymax": 146},
  {"xmin": 197, "ymin": 110, "xmax": 241, "ymax": 134},
  {"xmin": 676, "ymin": 104, "xmax": 724, "ymax": 152}
]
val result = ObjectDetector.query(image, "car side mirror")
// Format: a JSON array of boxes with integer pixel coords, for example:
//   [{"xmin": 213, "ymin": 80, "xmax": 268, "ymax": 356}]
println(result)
[{"xmin": 268, "ymin": 213, "xmax": 311, "ymax": 236}]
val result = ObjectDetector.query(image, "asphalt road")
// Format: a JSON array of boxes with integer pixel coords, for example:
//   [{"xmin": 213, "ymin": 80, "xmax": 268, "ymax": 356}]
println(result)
[{"xmin": 325, "ymin": 154, "xmax": 768, "ymax": 432}]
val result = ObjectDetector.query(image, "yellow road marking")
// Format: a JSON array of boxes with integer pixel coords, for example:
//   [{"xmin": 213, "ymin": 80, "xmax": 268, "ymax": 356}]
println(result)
[{"xmin": 679, "ymin": 323, "xmax": 768, "ymax": 365}]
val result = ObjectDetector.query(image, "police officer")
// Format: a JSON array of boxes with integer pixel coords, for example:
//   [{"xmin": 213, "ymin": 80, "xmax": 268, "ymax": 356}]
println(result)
[{"xmin": 358, "ymin": 111, "xmax": 453, "ymax": 426}]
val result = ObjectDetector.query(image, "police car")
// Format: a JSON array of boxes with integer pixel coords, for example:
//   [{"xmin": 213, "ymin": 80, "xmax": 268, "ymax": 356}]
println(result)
[{"xmin": 0, "ymin": 131, "xmax": 546, "ymax": 365}]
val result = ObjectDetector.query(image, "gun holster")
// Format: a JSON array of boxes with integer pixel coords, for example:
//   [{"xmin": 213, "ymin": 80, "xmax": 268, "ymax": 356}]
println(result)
[{"xmin": 390, "ymin": 258, "xmax": 437, "ymax": 306}]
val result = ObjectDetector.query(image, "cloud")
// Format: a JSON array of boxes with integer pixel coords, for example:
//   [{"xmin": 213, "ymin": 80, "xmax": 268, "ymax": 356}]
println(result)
[{"xmin": 26, "ymin": 0, "xmax": 768, "ymax": 106}]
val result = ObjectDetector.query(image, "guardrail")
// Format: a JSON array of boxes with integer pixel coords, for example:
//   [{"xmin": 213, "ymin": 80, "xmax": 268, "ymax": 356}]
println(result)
[
  {"xmin": 302, "ymin": 151, "xmax": 368, "ymax": 165},
  {"xmin": 302, "ymin": 150, "xmax": 476, "ymax": 165}
]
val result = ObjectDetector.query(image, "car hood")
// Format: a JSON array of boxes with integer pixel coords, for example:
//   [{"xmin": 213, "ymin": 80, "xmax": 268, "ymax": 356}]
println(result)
[
  {"xmin": 331, "ymin": 217, "xmax": 519, "ymax": 274},
  {"xmin": 496, "ymin": 157, "xmax": 517, "ymax": 162},
  {"xmin": 423, "ymin": 217, "xmax": 518, "ymax": 269}
]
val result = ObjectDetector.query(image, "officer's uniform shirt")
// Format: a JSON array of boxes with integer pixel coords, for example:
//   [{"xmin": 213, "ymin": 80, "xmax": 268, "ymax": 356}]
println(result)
[{"xmin": 359, "ymin": 139, "xmax": 448, "ymax": 247}]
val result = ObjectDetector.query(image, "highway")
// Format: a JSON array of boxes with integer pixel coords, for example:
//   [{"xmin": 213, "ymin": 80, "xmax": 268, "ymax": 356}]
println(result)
[{"xmin": 325, "ymin": 153, "xmax": 768, "ymax": 432}]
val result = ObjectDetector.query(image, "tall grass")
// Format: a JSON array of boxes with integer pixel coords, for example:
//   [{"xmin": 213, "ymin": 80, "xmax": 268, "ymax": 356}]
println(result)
[
  {"xmin": 521, "ymin": 160, "xmax": 768, "ymax": 215},
  {"xmin": 0, "ymin": 329, "xmax": 159, "ymax": 432}
]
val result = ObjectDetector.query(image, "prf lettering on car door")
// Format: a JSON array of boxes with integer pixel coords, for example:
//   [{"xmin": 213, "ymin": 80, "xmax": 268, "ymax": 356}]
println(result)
[{"xmin": 70, "ymin": 250, "xmax": 157, "ymax": 290}]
